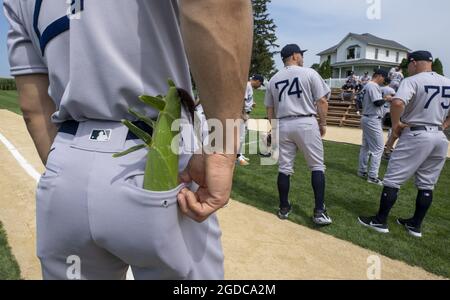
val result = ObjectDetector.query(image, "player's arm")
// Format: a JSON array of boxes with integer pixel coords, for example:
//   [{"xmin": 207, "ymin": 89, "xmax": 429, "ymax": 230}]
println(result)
[
  {"xmin": 15, "ymin": 75, "xmax": 58, "ymax": 165},
  {"xmin": 266, "ymin": 107, "xmax": 275, "ymax": 125},
  {"xmin": 178, "ymin": 0, "xmax": 253, "ymax": 222},
  {"xmin": 443, "ymin": 114, "xmax": 450, "ymax": 130},
  {"xmin": 4, "ymin": 0, "xmax": 56, "ymax": 165},
  {"xmin": 390, "ymin": 98, "xmax": 408, "ymax": 138},
  {"xmin": 316, "ymin": 97, "xmax": 328, "ymax": 137},
  {"xmin": 311, "ymin": 71, "xmax": 330, "ymax": 137}
]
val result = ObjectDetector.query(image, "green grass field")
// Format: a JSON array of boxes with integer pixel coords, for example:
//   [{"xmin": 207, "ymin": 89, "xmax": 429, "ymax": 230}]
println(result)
[
  {"xmin": 0, "ymin": 89, "xmax": 22, "ymax": 279},
  {"xmin": 235, "ymin": 91, "xmax": 450, "ymax": 278},
  {"xmin": 0, "ymin": 90, "xmax": 21, "ymax": 115},
  {"xmin": 0, "ymin": 222, "xmax": 21, "ymax": 279}
]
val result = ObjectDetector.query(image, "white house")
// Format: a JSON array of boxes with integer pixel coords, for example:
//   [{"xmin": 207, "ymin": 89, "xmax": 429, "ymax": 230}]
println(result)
[{"xmin": 317, "ymin": 33, "xmax": 410, "ymax": 79}]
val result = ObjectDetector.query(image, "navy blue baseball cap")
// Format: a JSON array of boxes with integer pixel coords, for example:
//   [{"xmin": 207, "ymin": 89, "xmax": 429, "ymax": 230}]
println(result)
[
  {"xmin": 407, "ymin": 51, "xmax": 433, "ymax": 63},
  {"xmin": 373, "ymin": 68, "xmax": 389, "ymax": 79},
  {"xmin": 281, "ymin": 44, "xmax": 307, "ymax": 60},
  {"xmin": 251, "ymin": 74, "xmax": 265, "ymax": 86}
]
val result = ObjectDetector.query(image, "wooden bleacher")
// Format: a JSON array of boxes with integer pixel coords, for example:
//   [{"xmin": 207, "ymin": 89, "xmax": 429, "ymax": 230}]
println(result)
[{"xmin": 323, "ymin": 88, "xmax": 361, "ymax": 128}]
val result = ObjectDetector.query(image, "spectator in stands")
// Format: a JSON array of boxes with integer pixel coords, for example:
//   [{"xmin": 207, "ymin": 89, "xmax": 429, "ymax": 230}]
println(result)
[
  {"xmin": 341, "ymin": 82, "xmax": 356, "ymax": 102},
  {"xmin": 361, "ymin": 72, "xmax": 371, "ymax": 86}
]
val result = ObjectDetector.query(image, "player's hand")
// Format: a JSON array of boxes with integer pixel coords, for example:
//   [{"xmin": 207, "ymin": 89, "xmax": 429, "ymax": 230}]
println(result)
[
  {"xmin": 392, "ymin": 122, "xmax": 408, "ymax": 139},
  {"xmin": 178, "ymin": 153, "xmax": 235, "ymax": 223},
  {"xmin": 443, "ymin": 121, "xmax": 450, "ymax": 130},
  {"xmin": 319, "ymin": 125, "xmax": 327, "ymax": 138}
]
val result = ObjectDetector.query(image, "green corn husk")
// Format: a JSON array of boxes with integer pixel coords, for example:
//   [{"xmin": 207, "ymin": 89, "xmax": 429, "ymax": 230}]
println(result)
[{"xmin": 114, "ymin": 79, "xmax": 182, "ymax": 191}]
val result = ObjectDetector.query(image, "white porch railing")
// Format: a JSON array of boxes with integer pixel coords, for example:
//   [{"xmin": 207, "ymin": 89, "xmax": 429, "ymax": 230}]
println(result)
[{"xmin": 324, "ymin": 78, "xmax": 347, "ymax": 89}]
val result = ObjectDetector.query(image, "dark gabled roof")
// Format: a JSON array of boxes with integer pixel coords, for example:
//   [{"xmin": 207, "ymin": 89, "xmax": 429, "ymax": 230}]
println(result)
[
  {"xmin": 317, "ymin": 45, "xmax": 339, "ymax": 56},
  {"xmin": 317, "ymin": 33, "xmax": 410, "ymax": 56}
]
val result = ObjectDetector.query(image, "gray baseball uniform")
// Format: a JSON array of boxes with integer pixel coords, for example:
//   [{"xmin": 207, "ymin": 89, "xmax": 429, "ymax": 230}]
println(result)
[
  {"xmin": 383, "ymin": 72, "xmax": 450, "ymax": 190},
  {"xmin": 358, "ymin": 81, "xmax": 385, "ymax": 178},
  {"xmin": 5, "ymin": 0, "xmax": 223, "ymax": 280},
  {"xmin": 244, "ymin": 81, "xmax": 254, "ymax": 113},
  {"xmin": 381, "ymin": 86, "xmax": 396, "ymax": 116},
  {"xmin": 238, "ymin": 82, "xmax": 254, "ymax": 157},
  {"xmin": 389, "ymin": 71, "xmax": 404, "ymax": 91},
  {"xmin": 264, "ymin": 66, "xmax": 330, "ymax": 175}
]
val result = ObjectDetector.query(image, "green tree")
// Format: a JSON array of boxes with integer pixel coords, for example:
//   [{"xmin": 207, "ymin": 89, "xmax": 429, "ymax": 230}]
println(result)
[
  {"xmin": 311, "ymin": 63, "xmax": 320, "ymax": 71},
  {"xmin": 399, "ymin": 58, "xmax": 409, "ymax": 77},
  {"xmin": 432, "ymin": 58, "xmax": 444, "ymax": 75},
  {"xmin": 251, "ymin": 0, "xmax": 279, "ymax": 78},
  {"xmin": 317, "ymin": 59, "xmax": 332, "ymax": 79}
]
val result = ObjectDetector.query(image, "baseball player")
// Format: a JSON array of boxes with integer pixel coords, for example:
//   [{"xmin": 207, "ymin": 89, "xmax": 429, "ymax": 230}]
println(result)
[
  {"xmin": 4, "ymin": 0, "xmax": 252, "ymax": 279},
  {"xmin": 237, "ymin": 75, "xmax": 265, "ymax": 166},
  {"xmin": 264, "ymin": 44, "xmax": 332, "ymax": 225},
  {"xmin": 359, "ymin": 51, "xmax": 450, "ymax": 238},
  {"xmin": 389, "ymin": 67, "xmax": 404, "ymax": 91},
  {"xmin": 357, "ymin": 69, "xmax": 392, "ymax": 186}
]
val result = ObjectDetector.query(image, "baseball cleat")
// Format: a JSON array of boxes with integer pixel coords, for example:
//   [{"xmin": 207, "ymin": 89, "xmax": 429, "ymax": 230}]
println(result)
[
  {"xmin": 277, "ymin": 204, "xmax": 292, "ymax": 220},
  {"xmin": 397, "ymin": 218, "xmax": 422, "ymax": 238},
  {"xmin": 313, "ymin": 209, "xmax": 332, "ymax": 225},
  {"xmin": 357, "ymin": 171, "xmax": 368, "ymax": 178},
  {"xmin": 241, "ymin": 155, "xmax": 250, "ymax": 162},
  {"xmin": 367, "ymin": 177, "xmax": 383, "ymax": 186},
  {"xmin": 358, "ymin": 216, "xmax": 389, "ymax": 233},
  {"xmin": 259, "ymin": 152, "xmax": 272, "ymax": 158},
  {"xmin": 236, "ymin": 157, "xmax": 250, "ymax": 166}
]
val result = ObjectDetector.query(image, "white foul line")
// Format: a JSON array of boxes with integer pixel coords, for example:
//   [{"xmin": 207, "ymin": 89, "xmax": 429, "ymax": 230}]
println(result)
[
  {"xmin": 0, "ymin": 132, "xmax": 41, "ymax": 183},
  {"xmin": 0, "ymin": 129, "xmax": 135, "ymax": 280}
]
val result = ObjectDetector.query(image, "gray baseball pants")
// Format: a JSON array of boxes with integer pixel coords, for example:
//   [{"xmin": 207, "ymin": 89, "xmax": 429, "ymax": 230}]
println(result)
[
  {"xmin": 359, "ymin": 116, "xmax": 384, "ymax": 178},
  {"xmin": 278, "ymin": 116, "xmax": 325, "ymax": 175},
  {"xmin": 36, "ymin": 120, "xmax": 224, "ymax": 280},
  {"xmin": 383, "ymin": 127, "xmax": 448, "ymax": 190}
]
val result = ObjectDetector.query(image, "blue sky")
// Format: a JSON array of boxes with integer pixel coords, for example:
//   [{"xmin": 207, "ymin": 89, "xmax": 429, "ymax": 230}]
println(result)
[{"xmin": 1, "ymin": 0, "xmax": 449, "ymax": 77}]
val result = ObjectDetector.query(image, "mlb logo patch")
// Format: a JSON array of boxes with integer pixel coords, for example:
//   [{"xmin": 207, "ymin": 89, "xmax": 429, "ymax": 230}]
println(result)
[{"xmin": 90, "ymin": 129, "xmax": 112, "ymax": 142}]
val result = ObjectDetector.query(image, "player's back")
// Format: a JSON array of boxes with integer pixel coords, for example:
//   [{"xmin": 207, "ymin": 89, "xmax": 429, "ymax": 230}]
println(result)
[
  {"xmin": 397, "ymin": 72, "xmax": 450, "ymax": 126},
  {"xmin": 361, "ymin": 81, "xmax": 383, "ymax": 117},
  {"xmin": 4, "ymin": 0, "xmax": 191, "ymax": 123},
  {"xmin": 266, "ymin": 66, "xmax": 329, "ymax": 119}
]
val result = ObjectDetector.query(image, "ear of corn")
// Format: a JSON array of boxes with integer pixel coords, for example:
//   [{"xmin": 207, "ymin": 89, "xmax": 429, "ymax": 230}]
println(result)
[{"xmin": 114, "ymin": 79, "xmax": 182, "ymax": 191}]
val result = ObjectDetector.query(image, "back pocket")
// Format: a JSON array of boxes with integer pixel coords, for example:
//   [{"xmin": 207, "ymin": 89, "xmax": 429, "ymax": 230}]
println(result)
[{"xmin": 104, "ymin": 174, "xmax": 192, "ymax": 279}]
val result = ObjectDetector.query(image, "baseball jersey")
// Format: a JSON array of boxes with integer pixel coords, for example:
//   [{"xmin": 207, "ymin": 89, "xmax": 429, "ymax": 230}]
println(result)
[
  {"xmin": 390, "ymin": 71, "xmax": 404, "ymax": 85},
  {"xmin": 396, "ymin": 72, "xmax": 450, "ymax": 126},
  {"xmin": 361, "ymin": 81, "xmax": 384, "ymax": 117},
  {"xmin": 381, "ymin": 86, "xmax": 395, "ymax": 115},
  {"xmin": 4, "ymin": 0, "xmax": 192, "ymax": 123},
  {"xmin": 264, "ymin": 66, "xmax": 330, "ymax": 119},
  {"xmin": 244, "ymin": 82, "xmax": 254, "ymax": 112}
]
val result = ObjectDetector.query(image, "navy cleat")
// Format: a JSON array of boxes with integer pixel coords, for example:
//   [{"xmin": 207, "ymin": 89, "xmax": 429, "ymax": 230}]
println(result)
[
  {"xmin": 277, "ymin": 204, "xmax": 292, "ymax": 220},
  {"xmin": 397, "ymin": 218, "xmax": 422, "ymax": 238},
  {"xmin": 358, "ymin": 216, "xmax": 389, "ymax": 233},
  {"xmin": 313, "ymin": 209, "xmax": 332, "ymax": 226}
]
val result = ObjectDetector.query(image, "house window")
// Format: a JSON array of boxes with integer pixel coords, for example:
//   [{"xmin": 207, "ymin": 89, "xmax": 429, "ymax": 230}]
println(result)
[
  {"xmin": 347, "ymin": 48, "xmax": 355, "ymax": 60},
  {"xmin": 386, "ymin": 50, "xmax": 390, "ymax": 57},
  {"xmin": 327, "ymin": 55, "xmax": 331, "ymax": 62},
  {"xmin": 375, "ymin": 48, "xmax": 379, "ymax": 60},
  {"xmin": 396, "ymin": 52, "xmax": 400, "ymax": 63},
  {"xmin": 347, "ymin": 46, "xmax": 361, "ymax": 60}
]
